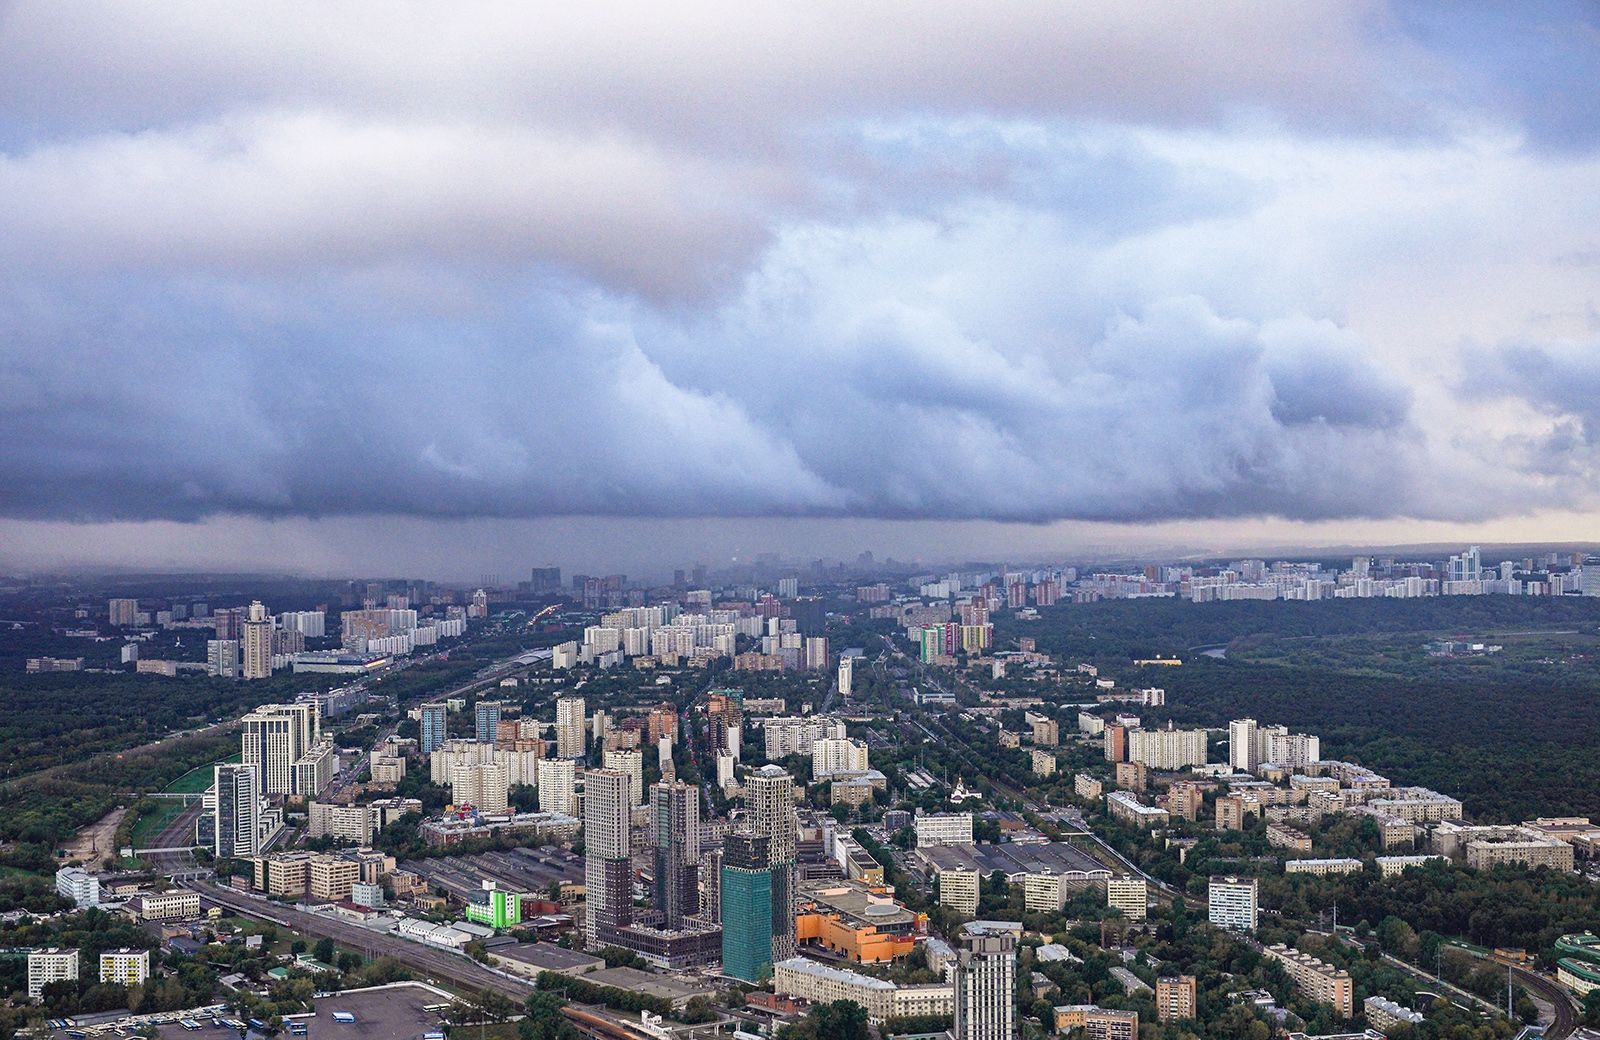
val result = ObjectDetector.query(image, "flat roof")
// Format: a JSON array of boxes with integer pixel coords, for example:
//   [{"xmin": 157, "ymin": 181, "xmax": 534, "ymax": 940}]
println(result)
[
  {"xmin": 492, "ymin": 943, "xmax": 604, "ymax": 971},
  {"xmin": 916, "ymin": 840, "xmax": 1110, "ymax": 880},
  {"xmin": 585, "ymin": 967, "xmax": 706, "ymax": 1004}
]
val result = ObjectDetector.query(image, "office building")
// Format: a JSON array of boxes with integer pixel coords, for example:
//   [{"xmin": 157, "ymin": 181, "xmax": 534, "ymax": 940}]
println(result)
[
  {"xmin": 537, "ymin": 757, "xmax": 577, "ymax": 816},
  {"xmin": 722, "ymin": 831, "xmax": 775, "ymax": 983},
  {"xmin": 1207, "ymin": 876, "xmax": 1258, "ymax": 932},
  {"xmin": 952, "ymin": 927, "xmax": 1016, "ymax": 1040},
  {"xmin": 475, "ymin": 700, "xmax": 502, "ymax": 743},
  {"xmin": 464, "ymin": 881, "xmax": 522, "ymax": 930},
  {"xmin": 99, "ymin": 949, "xmax": 150, "ymax": 986},
  {"xmin": 242, "ymin": 600, "xmax": 273, "ymax": 679},
  {"xmin": 28, "ymin": 949, "xmax": 79, "ymax": 998},
  {"xmin": 1106, "ymin": 877, "xmax": 1147, "ymax": 921},
  {"xmin": 55, "ymin": 867, "xmax": 100, "ymax": 908},
  {"xmin": 915, "ymin": 812, "xmax": 975, "ymax": 847},
  {"xmin": 1155, "ymin": 975, "xmax": 1196, "ymax": 1022},
  {"xmin": 583, "ymin": 769, "xmax": 632, "ymax": 947},
  {"xmin": 650, "ymin": 781, "xmax": 702, "ymax": 929},
  {"xmin": 556, "ymin": 695, "xmax": 587, "ymax": 758}
]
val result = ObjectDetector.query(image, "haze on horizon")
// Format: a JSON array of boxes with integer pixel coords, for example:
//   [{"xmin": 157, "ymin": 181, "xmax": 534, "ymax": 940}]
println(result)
[{"xmin": 2, "ymin": 2, "xmax": 1598, "ymax": 578}]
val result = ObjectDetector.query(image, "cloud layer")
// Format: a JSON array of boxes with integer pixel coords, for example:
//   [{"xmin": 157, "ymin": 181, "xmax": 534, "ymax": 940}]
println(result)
[{"xmin": 2, "ymin": 1, "xmax": 1599, "ymax": 530}]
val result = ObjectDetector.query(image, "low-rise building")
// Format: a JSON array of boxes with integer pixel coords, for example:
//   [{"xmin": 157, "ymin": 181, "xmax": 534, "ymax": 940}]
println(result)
[
  {"xmin": 1364, "ymin": 995, "xmax": 1424, "ymax": 1031},
  {"xmin": 1074, "ymin": 774, "xmax": 1104, "ymax": 801},
  {"xmin": 1375, "ymin": 854, "xmax": 1446, "ymax": 877},
  {"xmin": 1264, "ymin": 944, "xmax": 1353, "ymax": 1018},
  {"xmin": 1053, "ymin": 1006, "xmax": 1138, "ymax": 1040},
  {"xmin": 1267, "ymin": 822, "xmax": 1313, "ymax": 852},
  {"xmin": 129, "ymin": 890, "xmax": 201, "ymax": 921},
  {"xmin": 1107, "ymin": 791, "xmax": 1168, "ymax": 828},
  {"xmin": 773, "ymin": 956, "xmax": 953, "ymax": 1025},
  {"xmin": 1284, "ymin": 858, "xmax": 1363, "ymax": 877}
]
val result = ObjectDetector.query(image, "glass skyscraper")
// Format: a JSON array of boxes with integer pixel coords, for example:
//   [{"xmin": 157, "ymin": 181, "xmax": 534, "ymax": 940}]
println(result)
[{"xmin": 720, "ymin": 831, "xmax": 774, "ymax": 983}]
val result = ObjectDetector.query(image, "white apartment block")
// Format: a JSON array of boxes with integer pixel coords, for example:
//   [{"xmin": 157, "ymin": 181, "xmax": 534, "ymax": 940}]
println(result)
[
  {"xmin": 99, "ymin": 949, "xmax": 150, "ymax": 986},
  {"xmin": 28, "ymin": 949, "xmax": 79, "ymax": 998},
  {"xmin": 1207, "ymin": 876, "xmax": 1257, "ymax": 932},
  {"xmin": 813, "ymin": 737, "xmax": 870, "ymax": 778},
  {"xmin": 1126, "ymin": 728, "xmax": 1208, "ymax": 770},
  {"xmin": 915, "ymin": 812, "xmax": 975, "ymax": 847},
  {"xmin": 555, "ymin": 695, "xmax": 586, "ymax": 759}
]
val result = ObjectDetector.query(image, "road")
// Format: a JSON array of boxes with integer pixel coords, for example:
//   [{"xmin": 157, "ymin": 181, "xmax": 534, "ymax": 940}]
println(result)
[{"xmin": 187, "ymin": 880, "xmax": 538, "ymax": 1001}]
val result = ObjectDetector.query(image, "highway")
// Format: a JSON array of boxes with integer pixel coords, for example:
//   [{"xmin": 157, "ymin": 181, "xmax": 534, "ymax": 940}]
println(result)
[{"xmin": 186, "ymin": 880, "xmax": 538, "ymax": 1002}]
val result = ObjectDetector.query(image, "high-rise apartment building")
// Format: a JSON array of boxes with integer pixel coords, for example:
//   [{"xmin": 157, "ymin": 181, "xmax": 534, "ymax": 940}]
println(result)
[
  {"xmin": 1126, "ymin": 727, "xmax": 1208, "ymax": 770},
  {"xmin": 108, "ymin": 598, "xmax": 140, "ymax": 627},
  {"xmin": 537, "ymin": 758, "xmax": 576, "ymax": 816},
  {"xmin": 1229, "ymin": 718, "xmax": 1259, "ymax": 773},
  {"xmin": 420, "ymin": 702, "xmax": 448, "ymax": 754},
  {"xmin": 952, "ymin": 928, "xmax": 1016, "ymax": 1040},
  {"xmin": 721, "ymin": 831, "xmax": 774, "ymax": 983},
  {"xmin": 242, "ymin": 600, "xmax": 273, "ymax": 679},
  {"xmin": 556, "ymin": 695, "xmax": 587, "ymax": 759},
  {"xmin": 837, "ymin": 655, "xmax": 853, "ymax": 696},
  {"xmin": 451, "ymin": 762, "xmax": 509, "ymax": 814},
  {"xmin": 583, "ymin": 769, "xmax": 632, "ymax": 947},
  {"xmin": 474, "ymin": 700, "xmax": 502, "ymax": 743},
  {"xmin": 746, "ymin": 765, "xmax": 798, "ymax": 962},
  {"xmin": 214, "ymin": 763, "xmax": 262, "ymax": 858},
  {"xmin": 604, "ymin": 747, "xmax": 644, "ymax": 806},
  {"xmin": 1207, "ymin": 876, "xmax": 1258, "ymax": 932},
  {"xmin": 650, "ymin": 782, "xmax": 701, "ymax": 929},
  {"xmin": 207, "ymin": 638, "xmax": 240, "ymax": 679},
  {"xmin": 241, "ymin": 702, "xmax": 319, "ymax": 795}
]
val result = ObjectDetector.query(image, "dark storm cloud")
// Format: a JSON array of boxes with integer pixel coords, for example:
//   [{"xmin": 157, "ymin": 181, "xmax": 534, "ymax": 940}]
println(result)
[{"xmin": 0, "ymin": 2, "xmax": 1591, "ymax": 531}]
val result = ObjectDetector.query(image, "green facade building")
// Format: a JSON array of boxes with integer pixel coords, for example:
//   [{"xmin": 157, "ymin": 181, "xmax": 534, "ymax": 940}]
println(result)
[{"xmin": 721, "ymin": 831, "xmax": 774, "ymax": 983}]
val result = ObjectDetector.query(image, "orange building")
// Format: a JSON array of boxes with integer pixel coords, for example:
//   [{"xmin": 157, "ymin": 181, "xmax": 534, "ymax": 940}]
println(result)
[{"xmin": 794, "ymin": 881, "xmax": 926, "ymax": 963}]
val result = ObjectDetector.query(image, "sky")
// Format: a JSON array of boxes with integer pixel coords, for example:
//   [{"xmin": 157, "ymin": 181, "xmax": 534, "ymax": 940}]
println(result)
[{"xmin": 2, "ymin": 2, "xmax": 1599, "ymax": 581}]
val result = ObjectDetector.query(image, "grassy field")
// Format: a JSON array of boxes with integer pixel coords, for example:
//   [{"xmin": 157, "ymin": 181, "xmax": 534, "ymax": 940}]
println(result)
[
  {"xmin": 164, "ymin": 751, "xmax": 242, "ymax": 793},
  {"xmin": 127, "ymin": 799, "xmax": 188, "ymax": 849}
]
